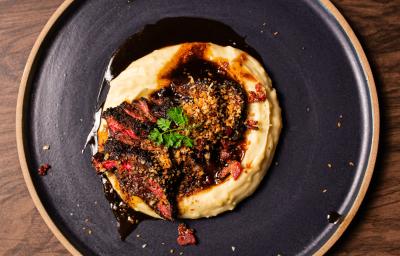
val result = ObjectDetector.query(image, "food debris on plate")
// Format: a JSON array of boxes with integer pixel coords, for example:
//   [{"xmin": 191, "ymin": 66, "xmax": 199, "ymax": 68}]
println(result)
[
  {"xmin": 327, "ymin": 211, "xmax": 342, "ymax": 224},
  {"xmin": 177, "ymin": 223, "xmax": 197, "ymax": 246},
  {"xmin": 85, "ymin": 42, "xmax": 282, "ymax": 244},
  {"xmin": 38, "ymin": 163, "xmax": 51, "ymax": 176}
]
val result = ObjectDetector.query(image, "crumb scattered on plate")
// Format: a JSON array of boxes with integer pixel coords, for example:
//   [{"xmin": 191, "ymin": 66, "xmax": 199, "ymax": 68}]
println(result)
[
  {"xmin": 38, "ymin": 163, "xmax": 51, "ymax": 176},
  {"xmin": 177, "ymin": 223, "xmax": 197, "ymax": 246}
]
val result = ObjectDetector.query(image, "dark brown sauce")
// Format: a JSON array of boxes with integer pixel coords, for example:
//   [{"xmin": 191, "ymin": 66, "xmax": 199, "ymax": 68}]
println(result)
[
  {"xmin": 327, "ymin": 211, "xmax": 342, "ymax": 225},
  {"xmin": 92, "ymin": 17, "xmax": 261, "ymax": 241},
  {"xmin": 108, "ymin": 17, "xmax": 263, "ymax": 81},
  {"xmin": 102, "ymin": 174, "xmax": 149, "ymax": 240}
]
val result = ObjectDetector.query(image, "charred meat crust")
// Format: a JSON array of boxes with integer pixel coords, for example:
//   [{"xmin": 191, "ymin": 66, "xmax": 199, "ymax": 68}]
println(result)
[
  {"xmin": 93, "ymin": 139, "xmax": 177, "ymax": 220},
  {"xmin": 92, "ymin": 56, "xmax": 262, "ymax": 219},
  {"xmin": 103, "ymin": 104, "xmax": 153, "ymax": 139}
]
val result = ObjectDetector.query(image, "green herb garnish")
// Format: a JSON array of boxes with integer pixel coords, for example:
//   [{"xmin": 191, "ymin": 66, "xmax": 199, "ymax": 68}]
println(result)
[
  {"xmin": 167, "ymin": 107, "xmax": 189, "ymax": 127},
  {"xmin": 148, "ymin": 107, "xmax": 195, "ymax": 148}
]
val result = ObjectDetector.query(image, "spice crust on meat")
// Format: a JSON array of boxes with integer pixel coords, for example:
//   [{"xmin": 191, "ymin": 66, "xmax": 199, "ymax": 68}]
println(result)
[{"xmin": 94, "ymin": 42, "xmax": 282, "ymax": 219}]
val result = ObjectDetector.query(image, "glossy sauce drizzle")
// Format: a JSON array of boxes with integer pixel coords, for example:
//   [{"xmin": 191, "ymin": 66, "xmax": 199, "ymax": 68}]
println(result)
[
  {"xmin": 101, "ymin": 174, "xmax": 149, "ymax": 240},
  {"xmin": 87, "ymin": 17, "xmax": 260, "ymax": 240}
]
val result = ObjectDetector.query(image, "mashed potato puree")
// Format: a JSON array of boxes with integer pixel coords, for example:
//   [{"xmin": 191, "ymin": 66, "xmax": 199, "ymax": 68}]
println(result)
[{"xmin": 99, "ymin": 43, "xmax": 282, "ymax": 219}]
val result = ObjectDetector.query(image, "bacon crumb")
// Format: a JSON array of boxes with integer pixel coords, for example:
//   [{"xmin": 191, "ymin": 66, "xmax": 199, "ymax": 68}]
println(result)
[
  {"xmin": 245, "ymin": 119, "xmax": 259, "ymax": 130},
  {"xmin": 38, "ymin": 163, "xmax": 51, "ymax": 176},
  {"xmin": 230, "ymin": 161, "xmax": 243, "ymax": 180},
  {"xmin": 248, "ymin": 83, "xmax": 267, "ymax": 103},
  {"xmin": 177, "ymin": 223, "xmax": 197, "ymax": 246},
  {"xmin": 219, "ymin": 161, "xmax": 243, "ymax": 180}
]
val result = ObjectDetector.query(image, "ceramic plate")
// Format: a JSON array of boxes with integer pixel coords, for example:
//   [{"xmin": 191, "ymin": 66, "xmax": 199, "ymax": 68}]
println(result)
[{"xmin": 17, "ymin": 0, "xmax": 379, "ymax": 255}]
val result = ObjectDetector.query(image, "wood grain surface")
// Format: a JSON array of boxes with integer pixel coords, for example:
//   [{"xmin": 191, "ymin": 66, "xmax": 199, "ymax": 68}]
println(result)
[{"xmin": 0, "ymin": 0, "xmax": 399, "ymax": 255}]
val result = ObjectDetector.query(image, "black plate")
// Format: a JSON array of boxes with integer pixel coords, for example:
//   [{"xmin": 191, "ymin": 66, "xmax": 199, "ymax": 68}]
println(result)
[{"xmin": 18, "ymin": 0, "xmax": 378, "ymax": 255}]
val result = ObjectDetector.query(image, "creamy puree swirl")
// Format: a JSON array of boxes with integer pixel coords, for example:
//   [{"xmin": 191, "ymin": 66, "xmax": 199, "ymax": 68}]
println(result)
[{"xmin": 98, "ymin": 42, "xmax": 282, "ymax": 219}]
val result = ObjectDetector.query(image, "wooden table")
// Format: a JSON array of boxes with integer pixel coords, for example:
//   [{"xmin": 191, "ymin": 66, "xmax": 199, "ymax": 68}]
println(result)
[{"xmin": 0, "ymin": 0, "xmax": 399, "ymax": 255}]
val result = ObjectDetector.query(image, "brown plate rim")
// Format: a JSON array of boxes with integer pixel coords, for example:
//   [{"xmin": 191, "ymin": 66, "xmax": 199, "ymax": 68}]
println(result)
[{"xmin": 16, "ymin": 0, "xmax": 379, "ymax": 255}]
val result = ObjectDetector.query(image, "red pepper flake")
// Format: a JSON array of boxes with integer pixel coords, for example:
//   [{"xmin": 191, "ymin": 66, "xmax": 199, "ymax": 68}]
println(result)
[
  {"xmin": 248, "ymin": 83, "xmax": 267, "ymax": 103},
  {"xmin": 38, "ymin": 163, "xmax": 51, "ymax": 176},
  {"xmin": 245, "ymin": 119, "xmax": 259, "ymax": 130},
  {"xmin": 177, "ymin": 223, "xmax": 197, "ymax": 246}
]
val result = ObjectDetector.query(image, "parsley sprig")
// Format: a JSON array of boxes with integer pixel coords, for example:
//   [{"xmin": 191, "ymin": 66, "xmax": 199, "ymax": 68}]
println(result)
[{"xmin": 149, "ymin": 107, "xmax": 195, "ymax": 148}]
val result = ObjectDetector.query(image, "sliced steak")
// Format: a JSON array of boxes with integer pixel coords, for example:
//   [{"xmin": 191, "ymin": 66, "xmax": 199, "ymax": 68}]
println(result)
[
  {"xmin": 93, "ymin": 58, "xmax": 250, "ymax": 220},
  {"xmin": 133, "ymin": 98, "xmax": 157, "ymax": 123},
  {"xmin": 103, "ymin": 104, "xmax": 153, "ymax": 140},
  {"xmin": 101, "ymin": 139, "xmax": 177, "ymax": 220}
]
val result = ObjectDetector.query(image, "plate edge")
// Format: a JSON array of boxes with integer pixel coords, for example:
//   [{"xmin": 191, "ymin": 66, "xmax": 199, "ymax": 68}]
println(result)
[
  {"xmin": 313, "ymin": 0, "xmax": 380, "ymax": 255},
  {"xmin": 15, "ymin": 0, "xmax": 81, "ymax": 255}
]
